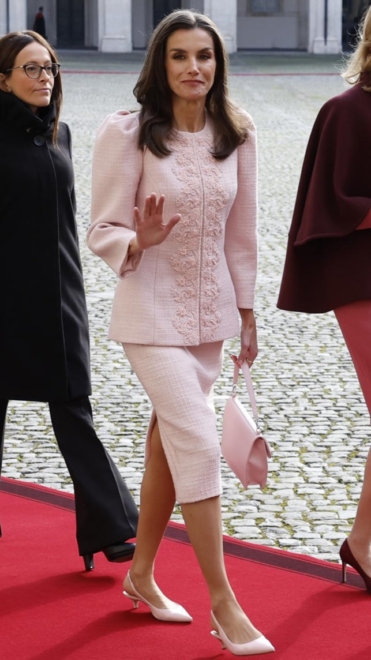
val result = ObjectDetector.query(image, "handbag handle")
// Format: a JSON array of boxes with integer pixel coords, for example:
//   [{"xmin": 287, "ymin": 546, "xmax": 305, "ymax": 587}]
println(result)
[{"xmin": 232, "ymin": 360, "xmax": 260, "ymax": 424}]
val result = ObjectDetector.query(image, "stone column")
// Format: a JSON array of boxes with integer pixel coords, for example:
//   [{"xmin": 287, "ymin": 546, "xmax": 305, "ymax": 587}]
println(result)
[
  {"xmin": 0, "ymin": 0, "xmax": 26, "ymax": 36},
  {"xmin": 99, "ymin": 0, "xmax": 132, "ymax": 53},
  {"xmin": 204, "ymin": 0, "xmax": 237, "ymax": 53},
  {"xmin": 308, "ymin": 0, "xmax": 342, "ymax": 54}
]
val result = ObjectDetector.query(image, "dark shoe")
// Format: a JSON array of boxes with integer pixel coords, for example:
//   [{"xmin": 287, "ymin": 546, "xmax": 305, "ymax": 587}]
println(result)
[
  {"xmin": 102, "ymin": 542, "xmax": 136, "ymax": 563},
  {"xmin": 340, "ymin": 538, "xmax": 371, "ymax": 593},
  {"xmin": 83, "ymin": 542, "xmax": 136, "ymax": 571}
]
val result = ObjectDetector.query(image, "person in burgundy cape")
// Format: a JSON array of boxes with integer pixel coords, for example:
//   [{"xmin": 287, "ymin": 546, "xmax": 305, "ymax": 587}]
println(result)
[{"xmin": 278, "ymin": 7, "xmax": 371, "ymax": 594}]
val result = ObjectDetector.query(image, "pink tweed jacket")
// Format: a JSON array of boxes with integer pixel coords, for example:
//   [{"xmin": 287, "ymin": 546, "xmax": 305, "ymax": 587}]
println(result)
[{"xmin": 87, "ymin": 111, "xmax": 258, "ymax": 346}]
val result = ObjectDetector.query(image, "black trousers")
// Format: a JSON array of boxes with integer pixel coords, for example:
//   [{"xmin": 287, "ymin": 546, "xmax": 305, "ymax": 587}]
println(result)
[{"xmin": 0, "ymin": 396, "xmax": 138, "ymax": 555}]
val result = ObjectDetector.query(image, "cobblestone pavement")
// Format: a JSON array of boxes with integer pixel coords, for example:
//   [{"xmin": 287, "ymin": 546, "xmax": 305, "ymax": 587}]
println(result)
[{"xmin": 3, "ymin": 52, "xmax": 369, "ymax": 563}]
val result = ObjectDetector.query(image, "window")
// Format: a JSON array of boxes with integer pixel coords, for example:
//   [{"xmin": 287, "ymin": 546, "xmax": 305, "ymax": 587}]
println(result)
[{"xmin": 250, "ymin": 0, "xmax": 281, "ymax": 14}]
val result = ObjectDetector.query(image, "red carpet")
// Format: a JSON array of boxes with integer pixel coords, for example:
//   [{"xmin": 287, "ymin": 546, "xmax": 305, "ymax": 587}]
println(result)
[{"xmin": 1, "ymin": 478, "xmax": 370, "ymax": 660}]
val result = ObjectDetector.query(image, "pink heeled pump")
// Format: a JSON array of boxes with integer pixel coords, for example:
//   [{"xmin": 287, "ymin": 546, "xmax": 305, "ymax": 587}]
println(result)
[
  {"xmin": 210, "ymin": 612, "xmax": 275, "ymax": 656},
  {"xmin": 123, "ymin": 571, "xmax": 192, "ymax": 623}
]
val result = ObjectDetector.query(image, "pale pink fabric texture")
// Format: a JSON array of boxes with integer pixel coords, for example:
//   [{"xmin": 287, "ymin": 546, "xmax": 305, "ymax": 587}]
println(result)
[
  {"xmin": 88, "ymin": 110, "xmax": 258, "ymax": 501},
  {"xmin": 123, "ymin": 341, "xmax": 224, "ymax": 503},
  {"xmin": 87, "ymin": 111, "xmax": 258, "ymax": 346},
  {"xmin": 335, "ymin": 300, "xmax": 371, "ymax": 417}
]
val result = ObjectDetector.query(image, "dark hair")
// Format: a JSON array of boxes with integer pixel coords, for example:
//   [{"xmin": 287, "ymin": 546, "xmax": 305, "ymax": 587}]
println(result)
[
  {"xmin": 0, "ymin": 30, "xmax": 62, "ymax": 144},
  {"xmin": 133, "ymin": 9, "xmax": 248, "ymax": 159}
]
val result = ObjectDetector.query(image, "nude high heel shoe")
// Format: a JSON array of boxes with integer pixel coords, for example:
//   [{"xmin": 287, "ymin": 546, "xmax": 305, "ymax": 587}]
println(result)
[
  {"xmin": 210, "ymin": 612, "xmax": 275, "ymax": 656},
  {"xmin": 123, "ymin": 571, "xmax": 193, "ymax": 623}
]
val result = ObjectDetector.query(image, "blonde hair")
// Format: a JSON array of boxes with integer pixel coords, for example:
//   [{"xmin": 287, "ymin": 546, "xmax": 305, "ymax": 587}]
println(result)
[{"xmin": 342, "ymin": 6, "xmax": 371, "ymax": 90}]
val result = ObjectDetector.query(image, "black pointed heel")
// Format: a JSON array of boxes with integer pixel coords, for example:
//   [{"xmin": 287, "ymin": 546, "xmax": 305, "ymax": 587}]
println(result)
[
  {"xmin": 83, "ymin": 553, "xmax": 94, "ymax": 571},
  {"xmin": 82, "ymin": 542, "xmax": 135, "ymax": 571},
  {"xmin": 340, "ymin": 538, "xmax": 371, "ymax": 593}
]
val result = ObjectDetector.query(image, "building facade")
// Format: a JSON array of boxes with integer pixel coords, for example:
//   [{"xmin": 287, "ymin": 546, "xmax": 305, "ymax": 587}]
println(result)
[{"xmin": 0, "ymin": 0, "xmax": 365, "ymax": 54}]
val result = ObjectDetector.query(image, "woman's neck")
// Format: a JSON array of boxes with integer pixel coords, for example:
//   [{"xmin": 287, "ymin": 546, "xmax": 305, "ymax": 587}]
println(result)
[{"xmin": 172, "ymin": 99, "xmax": 206, "ymax": 133}]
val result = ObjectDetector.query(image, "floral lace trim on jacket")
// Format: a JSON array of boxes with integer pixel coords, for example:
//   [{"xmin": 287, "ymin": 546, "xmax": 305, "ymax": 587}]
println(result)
[{"xmin": 170, "ymin": 134, "xmax": 229, "ymax": 344}]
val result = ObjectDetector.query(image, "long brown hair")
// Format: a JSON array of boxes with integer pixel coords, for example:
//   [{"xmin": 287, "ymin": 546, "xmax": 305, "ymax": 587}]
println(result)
[
  {"xmin": 342, "ymin": 6, "xmax": 371, "ymax": 91},
  {"xmin": 0, "ymin": 30, "xmax": 62, "ymax": 143},
  {"xmin": 133, "ymin": 10, "xmax": 248, "ymax": 159}
]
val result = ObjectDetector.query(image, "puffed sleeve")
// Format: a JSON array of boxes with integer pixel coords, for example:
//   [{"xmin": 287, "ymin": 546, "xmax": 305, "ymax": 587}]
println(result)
[
  {"xmin": 87, "ymin": 111, "xmax": 143, "ymax": 278},
  {"xmin": 224, "ymin": 114, "xmax": 258, "ymax": 309}
]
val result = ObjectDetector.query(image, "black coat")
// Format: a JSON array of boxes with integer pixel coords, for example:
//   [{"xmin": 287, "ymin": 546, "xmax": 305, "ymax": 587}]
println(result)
[
  {"xmin": 277, "ymin": 81, "xmax": 371, "ymax": 313},
  {"xmin": 33, "ymin": 12, "xmax": 46, "ymax": 38},
  {"xmin": 0, "ymin": 91, "xmax": 91, "ymax": 401}
]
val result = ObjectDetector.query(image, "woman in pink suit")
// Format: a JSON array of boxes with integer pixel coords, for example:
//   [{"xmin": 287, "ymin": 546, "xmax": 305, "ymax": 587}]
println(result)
[
  {"xmin": 278, "ymin": 8, "xmax": 371, "ymax": 594},
  {"xmin": 88, "ymin": 10, "xmax": 274, "ymax": 656}
]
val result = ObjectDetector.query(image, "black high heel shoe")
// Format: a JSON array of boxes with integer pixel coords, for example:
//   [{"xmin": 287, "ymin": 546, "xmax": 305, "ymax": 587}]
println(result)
[
  {"xmin": 340, "ymin": 538, "xmax": 371, "ymax": 593},
  {"xmin": 83, "ymin": 541, "xmax": 136, "ymax": 571}
]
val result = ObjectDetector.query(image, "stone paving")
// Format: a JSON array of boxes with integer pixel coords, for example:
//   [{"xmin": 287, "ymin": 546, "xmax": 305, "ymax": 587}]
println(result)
[{"xmin": 2, "ymin": 52, "xmax": 370, "ymax": 563}]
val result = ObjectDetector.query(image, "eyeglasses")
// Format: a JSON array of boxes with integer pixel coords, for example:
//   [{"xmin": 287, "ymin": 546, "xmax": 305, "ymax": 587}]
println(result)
[{"xmin": 6, "ymin": 63, "xmax": 60, "ymax": 79}]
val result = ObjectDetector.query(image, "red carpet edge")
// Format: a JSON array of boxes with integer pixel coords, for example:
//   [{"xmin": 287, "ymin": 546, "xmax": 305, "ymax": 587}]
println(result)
[{"xmin": 0, "ymin": 476, "xmax": 363, "ymax": 591}]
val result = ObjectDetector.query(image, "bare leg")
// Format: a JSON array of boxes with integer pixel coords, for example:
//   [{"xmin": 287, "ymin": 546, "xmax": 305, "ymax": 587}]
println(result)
[
  {"xmin": 127, "ymin": 409, "xmax": 264, "ymax": 642},
  {"xmin": 181, "ymin": 497, "xmax": 261, "ymax": 644},
  {"xmin": 347, "ymin": 447, "xmax": 371, "ymax": 575},
  {"xmin": 335, "ymin": 303, "xmax": 371, "ymax": 576},
  {"xmin": 128, "ymin": 418, "xmax": 262, "ymax": 642},
  {"xmin": 125, "ymin": 420, "xmax": 178, "ymax": 607}
]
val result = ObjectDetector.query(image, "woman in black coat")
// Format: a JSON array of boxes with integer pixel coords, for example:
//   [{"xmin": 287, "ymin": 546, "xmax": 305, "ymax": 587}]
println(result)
[{"xmin": 0, "ymin": 30, "xmax": 138, "ymax": 569}]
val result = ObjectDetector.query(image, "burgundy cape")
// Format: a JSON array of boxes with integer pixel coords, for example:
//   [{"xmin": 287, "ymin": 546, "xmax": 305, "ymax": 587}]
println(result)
[{"xmin": 277, "ymin": 81, "xmax": 371, "ymax": 313}]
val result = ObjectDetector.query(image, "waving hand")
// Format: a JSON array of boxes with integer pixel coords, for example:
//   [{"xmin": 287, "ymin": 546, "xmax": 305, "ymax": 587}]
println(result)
[{"xmin": 129, "ymin": 193, "xmax": 181, "ymax": 254}]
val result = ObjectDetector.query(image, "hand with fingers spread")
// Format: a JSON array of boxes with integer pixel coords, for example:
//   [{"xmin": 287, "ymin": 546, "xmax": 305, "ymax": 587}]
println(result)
[{"xmin": 129, "ymin": 193, "xmax": 181, "ymax": 255}]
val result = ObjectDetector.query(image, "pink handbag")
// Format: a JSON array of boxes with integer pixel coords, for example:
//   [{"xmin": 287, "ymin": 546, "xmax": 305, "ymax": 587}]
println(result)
[{"xmin": 221, "ymin": 361, "xmax": 271, "ymax": 489}]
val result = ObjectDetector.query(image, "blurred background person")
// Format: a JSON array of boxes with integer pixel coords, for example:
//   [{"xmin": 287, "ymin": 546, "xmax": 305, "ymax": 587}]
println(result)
[{"xmin": 33, "ymin": 6, "xmax": 46, "ymax": 39}]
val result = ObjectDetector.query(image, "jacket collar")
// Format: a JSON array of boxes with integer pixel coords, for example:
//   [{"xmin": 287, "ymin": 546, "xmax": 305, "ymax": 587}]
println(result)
[{"xmin": 0, "ymin": 90, "xmax": 56, "ymax": 135}]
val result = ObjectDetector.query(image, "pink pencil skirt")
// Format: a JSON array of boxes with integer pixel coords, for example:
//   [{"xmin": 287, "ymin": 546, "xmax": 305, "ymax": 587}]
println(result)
[
  {"xmin": 334, "ymin": 299, "xmax": 371, "ymax": 417},
  {"xmin": 123, "ymin": 341, "xmax": 224, "ymax": 504}
]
